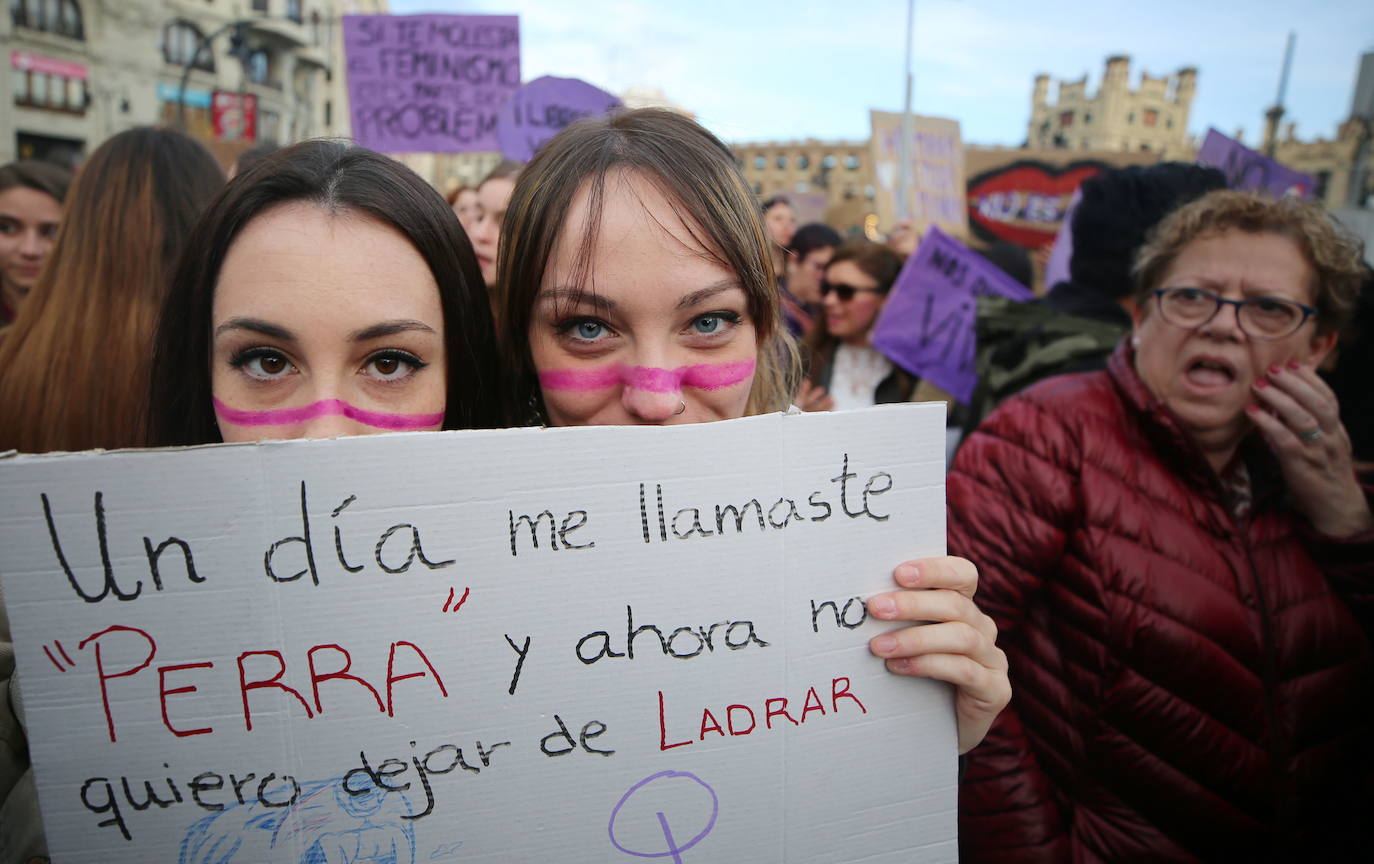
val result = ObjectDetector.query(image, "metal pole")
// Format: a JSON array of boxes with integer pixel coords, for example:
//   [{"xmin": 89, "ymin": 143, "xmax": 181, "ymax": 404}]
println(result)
[
  {"xmin": 897, "ymin": 0, "xmax": 915, "ymax": 223},
  {"xmin": 178, "ymin": 21, "xmax": 237, "ymax": 130}
]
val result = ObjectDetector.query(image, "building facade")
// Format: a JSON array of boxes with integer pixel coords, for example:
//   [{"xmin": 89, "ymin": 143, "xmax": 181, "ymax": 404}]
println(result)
[
  {"xmin": 2, "ymin": 0, "xmax": 379, "ymax": 167},
  {"xmin": 731, "ymin": 138, "xmax": 876, "ymax": 234},
  {"xmin": 1263, "ymin": 52, "xmax": 1374, "ymax": 211},
  {"xmin": 1027, "ymin": 55, "xmax": 1195, "ymax": 158}
]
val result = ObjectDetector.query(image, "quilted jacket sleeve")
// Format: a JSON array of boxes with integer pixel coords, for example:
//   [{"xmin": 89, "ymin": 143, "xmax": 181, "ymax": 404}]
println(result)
[{"xmin": 948, "ymin": 386, "xmax": 1084, "ymax": 861}]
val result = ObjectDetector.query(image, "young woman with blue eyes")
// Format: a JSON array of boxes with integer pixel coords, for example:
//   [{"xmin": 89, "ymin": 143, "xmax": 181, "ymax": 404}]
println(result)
[
  {"xmin": 148, "ymin": 139, "xmax": 504, "ymax": 444},
  {"xmin": 498, "ymin": 108, "xmax": 1011, "ymax": 754}
]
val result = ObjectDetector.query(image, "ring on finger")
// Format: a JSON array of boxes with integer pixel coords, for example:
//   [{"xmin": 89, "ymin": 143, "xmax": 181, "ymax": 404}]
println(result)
[{"xmin": 1298, "ymin": 427, "xmax": 1324, "ymax": 443}]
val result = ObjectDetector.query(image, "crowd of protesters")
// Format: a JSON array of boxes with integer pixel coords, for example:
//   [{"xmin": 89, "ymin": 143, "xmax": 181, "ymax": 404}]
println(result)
[{"xmin": 0, "ymin": 109, "xmax": 1371, "ymax": 862}]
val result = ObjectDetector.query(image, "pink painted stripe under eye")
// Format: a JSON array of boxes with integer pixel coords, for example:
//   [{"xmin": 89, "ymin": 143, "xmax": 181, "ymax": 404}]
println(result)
[
  {"xmin": 212, "ymin": 397, "xmax": 444, "ymax": 431},
  {"xmin": 538, "ymin": 359, "xmax": 756, "ymax": 393}
]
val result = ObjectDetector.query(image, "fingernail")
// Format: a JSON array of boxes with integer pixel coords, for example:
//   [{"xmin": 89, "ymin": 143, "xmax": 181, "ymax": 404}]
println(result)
[
  {"xmin": 1286, "ymin": 359, "xmax": 1301, "ymax": 370},
  {"xmin": 1253, "ymin": 378, "xmax": 1268, "ymax": 389},
  {"xmin": 868, "ymin": 596, "xmax": 896, "ymax": 618},
  {"xmin": 888, "ymin": 658, "xmax": 912, "ymax": 675},
  {"xmin": 896, "ymin": 564, "xmax": 920, "ymax": 586},
  {"xmin": 1246, "ymin": 403, "xmax": 1261, "ymax": 414},
  {"xmin": 872, "ymin": 635, "xmax": 897, "ymax": 655},
  {"xmin": 1268, "ymin": 363, "xmax": 1281, "ymax": 375}
]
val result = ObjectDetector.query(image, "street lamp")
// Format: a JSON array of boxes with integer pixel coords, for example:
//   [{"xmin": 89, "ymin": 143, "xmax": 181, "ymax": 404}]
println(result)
[{"xmin": 175, "ymin": 20, "xmax": 254, "ymax": 130}]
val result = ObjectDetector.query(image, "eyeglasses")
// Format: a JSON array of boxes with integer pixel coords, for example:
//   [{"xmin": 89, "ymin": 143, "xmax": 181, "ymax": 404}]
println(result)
[
  {"xmin": 820, "ymin": 281, "xmax": 885, "ymax": 302},
  {"xmin": 1152, "ymin": 287, "xmax": 1318, "ymax": 340}
]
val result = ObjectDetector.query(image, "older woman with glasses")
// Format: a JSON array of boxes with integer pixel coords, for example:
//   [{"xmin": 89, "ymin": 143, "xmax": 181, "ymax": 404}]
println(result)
[{"xmin": 950, "ymin": 190, "xmax": 1373, "ymax": 860}]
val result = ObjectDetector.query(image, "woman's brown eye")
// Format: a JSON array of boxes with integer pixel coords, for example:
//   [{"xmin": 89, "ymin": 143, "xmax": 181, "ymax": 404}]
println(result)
[
  {"xmin": 374, "ymin": 357, "xmax": 399, "ymax": 375},
  {"xmin": 260, "ymin": 355, "xmax": 286, "ymax": 374}
]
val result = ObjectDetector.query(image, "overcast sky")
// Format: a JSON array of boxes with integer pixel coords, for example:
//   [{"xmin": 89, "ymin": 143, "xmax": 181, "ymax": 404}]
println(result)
[{"xmin": 388, "ymin": 0, "xmax": 1374, "ymax": 147}]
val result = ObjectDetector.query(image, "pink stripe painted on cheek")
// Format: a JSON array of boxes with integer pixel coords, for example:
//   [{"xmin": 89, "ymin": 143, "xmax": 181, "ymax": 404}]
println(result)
[
  {"xmin": 538, "ymin": 359, "xmax": 756, "ymax": 393},
  {"xmin": 212, "ymin": 397, "xmax": 444, "ymax": 431}
]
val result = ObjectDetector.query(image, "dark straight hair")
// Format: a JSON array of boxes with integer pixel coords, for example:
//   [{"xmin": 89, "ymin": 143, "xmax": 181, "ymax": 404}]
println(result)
[{"xmin": 148, "ymin": 139, "xmax": 504, "ymax": 445}]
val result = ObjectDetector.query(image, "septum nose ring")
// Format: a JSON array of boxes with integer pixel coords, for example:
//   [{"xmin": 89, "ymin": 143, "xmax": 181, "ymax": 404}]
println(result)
[{"xmin": 674, "ymin": 400, "xmax": 686, "ymax": 416}]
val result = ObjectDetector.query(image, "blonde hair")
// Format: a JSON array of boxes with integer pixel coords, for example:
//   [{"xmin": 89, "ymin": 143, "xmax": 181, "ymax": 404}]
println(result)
[
  {"xmin": 498, "ymin": 109, "xmax": 801, "ymax": 421},
  {"xmin": 1133, "ymin": 190, "xmax": 1365, "ymax": 333}
]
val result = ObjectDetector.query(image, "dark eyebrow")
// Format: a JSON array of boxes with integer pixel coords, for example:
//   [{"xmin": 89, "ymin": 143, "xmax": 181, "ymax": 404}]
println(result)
[
  {"xmin": 676, "ymin": 281, "xmax": 743, "ymax": 310},
  {"xmin": 349, "ymin": 319, "xmax": 436, "ymax": 341},
  {"xmin": 214, "ymin": 317, "xmax": 295, "ymax": 341},
  {"xmin": 537, "ymin": 287, "xmax": 617, "ymax": 313}
]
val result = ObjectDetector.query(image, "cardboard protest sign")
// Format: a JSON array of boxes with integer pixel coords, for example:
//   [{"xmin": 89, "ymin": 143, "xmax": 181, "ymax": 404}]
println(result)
[
  {"xmin": 872, "ymin": 226, "xmax": 1035, "ymax": 403},
  {"xmin": 869, "ymin": 110, "xmax": 966, "ymax": 238},
  {"xmin": 342, "ymin": 14, "xmax": 520, "ymax": 153},
  {"xmin": 1197, "ymin": 128, "xmax": 1314, "ymax": 199},
  {"xmin": 0, "ymin": 407, "xmax": 956, "ymax": 863},
  {"xmin": 496, "ymin": 75, "xmax": 621, "ymax": 162}
]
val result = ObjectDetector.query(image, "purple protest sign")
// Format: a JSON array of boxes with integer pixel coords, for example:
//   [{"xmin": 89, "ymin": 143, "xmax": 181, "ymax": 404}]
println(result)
[
  {"xmin": 1197, "ymin": 128, "xmax": 1314, "ymax": 199},
  {"xmin": 496, "ymin": 76, "xmax": 621, "ymax": 162},
  {"xmin": 871, "ymin": 226, "xmax": 1034, "ymax": 403},
  {"xmin": 342, "ymin": 14, "xmax": 520, "ymax": 153}
]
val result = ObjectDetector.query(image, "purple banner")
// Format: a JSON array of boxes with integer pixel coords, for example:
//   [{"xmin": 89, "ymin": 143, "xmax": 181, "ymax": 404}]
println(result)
[
  {"xmin": 343, "ymin": 14, "xmax": 520, "ymax": 153},
  {"xmin": 871, "ymin": 226, "xmax": 1034, "ymax": 403},
  {"xmin": 1196, "ymin": 128, "xmax": 1314, "ymax": 199},
  {"xmin": 496, "ymin": 76, "xmax": 620, "ymax": 162}
]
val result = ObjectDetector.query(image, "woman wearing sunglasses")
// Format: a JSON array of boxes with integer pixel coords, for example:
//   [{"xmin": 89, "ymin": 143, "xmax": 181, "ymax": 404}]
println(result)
[
  {"xmin": 951, "ymin": 190, "xmax": 1374, "ymax": 859},
  {"xmin": 799, "ymin": 240, "xmax": 917, "ymax": 412}
]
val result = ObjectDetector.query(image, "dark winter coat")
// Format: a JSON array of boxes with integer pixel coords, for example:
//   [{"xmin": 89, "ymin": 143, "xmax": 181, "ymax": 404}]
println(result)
[{"xmin": 950, "ymin": 341, "xmax": 1374, "ymax": 862}]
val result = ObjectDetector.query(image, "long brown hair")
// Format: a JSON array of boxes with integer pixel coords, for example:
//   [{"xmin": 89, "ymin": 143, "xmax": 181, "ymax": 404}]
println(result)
[
  {"xmin": 0, "ymin": 127, "xmax": 223, "ymax": 453},
  {"xmin": 498, "ymin": 108, "xmax": 800, "ymax": 422}
]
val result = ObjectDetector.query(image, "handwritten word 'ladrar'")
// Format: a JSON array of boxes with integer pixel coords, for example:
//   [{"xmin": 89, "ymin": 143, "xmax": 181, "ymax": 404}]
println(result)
[
  {"xmin": 538, "ymin": 359, "xmax": 755, "ymax": 393},
  {"xmin": 212, "ymin": 397, "xmax": 443, "ymax": 431}
]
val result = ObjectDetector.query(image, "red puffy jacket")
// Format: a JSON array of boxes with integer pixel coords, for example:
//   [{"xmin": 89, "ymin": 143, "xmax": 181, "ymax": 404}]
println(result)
[{"xmin": 949, "ymin": 342, "xmax": 1374, "ymax": 862}]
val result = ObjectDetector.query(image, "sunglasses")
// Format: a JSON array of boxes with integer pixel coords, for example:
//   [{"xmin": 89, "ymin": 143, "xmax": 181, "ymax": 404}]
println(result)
[{"xmin": 820, "ymin": 281, "xmax": 884, "ymax": 301}]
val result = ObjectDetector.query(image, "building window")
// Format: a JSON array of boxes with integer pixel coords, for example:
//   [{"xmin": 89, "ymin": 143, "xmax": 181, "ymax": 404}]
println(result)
[
  {"xmin": 1059, "ymin": 110, "xmax": 1074, "ymax": 127},
  {"xmin": 753, "ymin": 155, "xmax": 766, "ymax": 170},
  {"xmin": 845, "ymin": 154, "xmax": 860, "ymax": 170},
  {"xmin": 822, "ymin": 154, "xmax": 836, "ymax": 168},
  {"xmin": 1084, "ymin": 113, "xmax": 1092, "ymax": 125},
  {"xmin": 246, "ymin": 48, "xmax": 275, "ymax": 87},
  {"xmin": 164, "ymin": 20, "xmax": 214, "ymax": 72},
  {"xmin": 795, "ymin": 181, "xmax": 810, "ymax": 193},
  {"xmin": 13, "ymin": 0, "xmax": 84, "ymax": 39},
  {"xmin": 1314, "ymin": 170, "xmax": 1331, "ymax": 201},
  {"xmin": 776, "ymin": 155, "xmax": 787, "ymax": 170},
  {"xmin": 1166, "ymin": 116, "xmax": 1174, "ymax": 129},
  {"xmin": 797, "ymin": 154, "xmax": 810, "ymax": 170},
  {"xmin": 1128, "ymin": 112, "xmax": 1136, "ymax": 125},
  {"xmin": 1143, "ymin": 108, "xmax": 1159, "ymax": 128},
  {"xmin": 324, "ymin": 99, "xmax": 332, "ymax": 127},
  {"xmin": 287, "ymin": 0, "xmax": 303, "ymax": 24},
  {"xmin": 251, "ymin": 0, "xmax": 269, "ymax": 12},
  {"xmin": 843, "ymin": 184, "xmax": 856, "ymax": 200},
  {"xmin": 864, "ymin": 185, "xmax": 876, "ymax": 200},
  {"xmin": 14, "ymin": 67, "xmax": 86, "ymax": 113},
  {"xmin": 753, "ymin": 182, "xmax": 762, "ymax": 195}
]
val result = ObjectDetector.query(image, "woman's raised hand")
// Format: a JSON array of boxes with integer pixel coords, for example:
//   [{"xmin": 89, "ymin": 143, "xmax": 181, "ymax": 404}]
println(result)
[
  {"xmin": 866, "ymin": 556, "xmax": 1010, "ymax": 754},
  {"xmin": 1249, "ymin": 360, "xmax": 1373, "ymax": 538}
]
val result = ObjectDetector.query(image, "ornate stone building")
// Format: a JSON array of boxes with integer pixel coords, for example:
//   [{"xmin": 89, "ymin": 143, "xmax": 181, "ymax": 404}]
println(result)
[
  {"xmin": 731, "ymin": 138, "xmax": 876, "ymax": 233},
  {"xmin": 2, "ymin": 0, "xmax": 382, "ymax": 166},
  {"xmin": 1027, "ymin": 55, "xmax": 1195, "ymax": 158}
]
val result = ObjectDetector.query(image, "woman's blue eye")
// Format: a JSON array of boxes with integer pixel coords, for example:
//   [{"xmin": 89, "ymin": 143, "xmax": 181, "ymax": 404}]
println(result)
[
  {"xmin": 575, "ymin": 321, "xmax": 605, "ymax": 340},
  {"xmin": 692, "ymin": 315, "xmax": 723, "ymax": 334}
]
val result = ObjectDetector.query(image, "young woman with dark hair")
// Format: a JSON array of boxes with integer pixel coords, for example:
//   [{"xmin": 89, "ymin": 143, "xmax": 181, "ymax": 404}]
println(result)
[
  {"xmin": 0, "ymin": 128, "xmax": 223, "ymax": 453},
  {"xmin": 499, "ymin": 108, "xmax": 1009, "ymax": 755},
  {"xmin": 0, "ymin": 159, "xmax": 72, "ymax": 325},
  {"xmin": 148, "ymin": 139, "xmax": 504, "ymax": 446}
]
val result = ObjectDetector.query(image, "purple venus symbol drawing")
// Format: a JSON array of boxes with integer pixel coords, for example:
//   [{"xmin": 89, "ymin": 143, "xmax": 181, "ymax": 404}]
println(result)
[{"xmin": 608, "ymin": 770, "xmax": 719, "ymax": 863}]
